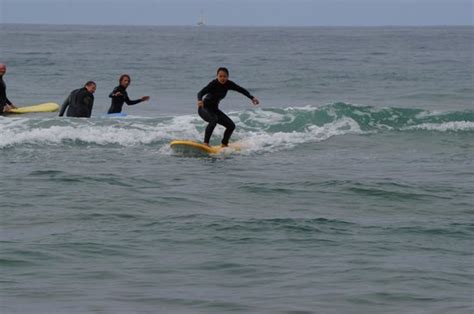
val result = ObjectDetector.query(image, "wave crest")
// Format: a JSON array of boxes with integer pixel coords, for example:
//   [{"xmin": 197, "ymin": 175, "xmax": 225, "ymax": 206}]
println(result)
[{"xmin": 1, "ymin": 103, "xmax": 472, "ymax": 150}]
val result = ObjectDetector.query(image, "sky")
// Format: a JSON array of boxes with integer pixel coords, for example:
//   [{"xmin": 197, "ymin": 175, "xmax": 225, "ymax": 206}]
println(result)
[{"xmin": 0, "ymin": 0, "xmax": 472, "ymax": 26}]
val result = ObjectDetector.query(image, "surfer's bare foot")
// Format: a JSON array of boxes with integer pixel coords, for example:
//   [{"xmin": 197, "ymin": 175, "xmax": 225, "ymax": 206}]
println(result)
[
  {"xmin": 203, "ymin": 142, "xmax": 210, "ymax": 147},
  {"xmin": 221, "ymin": 144, "xmax": 228, "ymax": 148}
]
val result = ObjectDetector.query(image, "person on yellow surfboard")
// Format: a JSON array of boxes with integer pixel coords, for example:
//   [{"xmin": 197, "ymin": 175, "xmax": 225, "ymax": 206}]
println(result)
[
  {"xmin": 197, "ymin": 67, "xmax": 259, "ymax": 147},
  {"xmin": 0, "ymin": 63, "xmax": 17, "ymax": 114}
]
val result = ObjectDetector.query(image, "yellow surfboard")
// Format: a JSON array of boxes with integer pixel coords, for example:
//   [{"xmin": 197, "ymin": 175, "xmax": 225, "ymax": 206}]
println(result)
[
  {"xmin": 170, "ymin": 140, "xmax": 241, "ymax": 156},
  {"xmin": 8, "ymin": 102, "xmax": 60, "ymax": 114}
]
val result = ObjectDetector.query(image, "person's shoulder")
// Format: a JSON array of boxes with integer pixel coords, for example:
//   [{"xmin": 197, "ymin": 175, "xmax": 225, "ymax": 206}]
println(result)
[
  {"xmin": 227, "ymin": 80, "xmax": 238, "ymax": 87},
  {"xmin": 77, "ymin": 87, "xmax": 93, "ymax": 97}
]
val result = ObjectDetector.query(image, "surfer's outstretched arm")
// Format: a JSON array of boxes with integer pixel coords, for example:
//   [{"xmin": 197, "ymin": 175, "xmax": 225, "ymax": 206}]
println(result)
[{"xmin": 228, "ymin": 81, "xmax": 259, "ymax": 105}]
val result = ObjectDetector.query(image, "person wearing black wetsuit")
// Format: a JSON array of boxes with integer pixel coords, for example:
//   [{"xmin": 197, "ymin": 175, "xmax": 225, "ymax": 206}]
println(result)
[
  {"xmin": 0, "ymin": 63, "xmax": 17, "ymax": 115},
  {"xmin": 197, "ymin": 67, "xmax": 259, "ymax": 146},
  {"xmin": 107, "ymin": 74, "xmax": 150, "ymax": 114},
  {"xmin": 59, "ymin": 81, "xmax": 96, "ymax": 118}
]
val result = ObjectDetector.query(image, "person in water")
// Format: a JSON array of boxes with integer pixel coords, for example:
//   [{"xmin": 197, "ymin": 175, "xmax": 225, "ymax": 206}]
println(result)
[
  {"xmin": 0, "ymin": 63, "xmax": 17, "ymax": 114},
  {"xmin": 107, "ymin": 74, "xmax": 150, "ymax": 114},
  {"xmin": 197, "ymin": 67, "xmax": 259, "ymax": 146},
  {"xmin": 59, "ymin": 81, "xmax": 96, "ymax": 118}
]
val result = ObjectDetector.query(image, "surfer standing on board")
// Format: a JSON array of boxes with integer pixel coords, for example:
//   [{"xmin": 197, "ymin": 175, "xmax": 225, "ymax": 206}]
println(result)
[
  {"xmin": 107, "ymin": 74, "xmax": 150, "ymax": 114},
  {"xmin": 197, "ymin": 67, "xmax": 259, "ymax": 147},
  {"xmin": 0, "ymin": 63, "xmax": 17, "ymax": 114}
]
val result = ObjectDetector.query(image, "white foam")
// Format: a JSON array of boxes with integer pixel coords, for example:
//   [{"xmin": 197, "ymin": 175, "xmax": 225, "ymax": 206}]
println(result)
[
  {"xmin": 233, "ymin": 117, "xmax": 362, "ymax": 154},
  {"xmin": 4, "ymin": 106, "xmax": 468, "ymax": 154},
  {"xmin": 402, "ymin": 121, "xmax": 474, "ymax": 132},
  {"xmin": 2, "ymin": 125, "xmax": 159, "ymax": 147},
  {"xmin": 414, "ymin": 110, "xmax": 444, "ymax": 118},
  {"xmin": 0, "ymin": 117, "xmax": 179, "ymax": 148},
  {"xmin": 242, "ymin": 109, "xmax": 290, "ymax": 125},
  {"xmin": 0, "ymin": 109, "xmax": 364, "ymax": 154}
]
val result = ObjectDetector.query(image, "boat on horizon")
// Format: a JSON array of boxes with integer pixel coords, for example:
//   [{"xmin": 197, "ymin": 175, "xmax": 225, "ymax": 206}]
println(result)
[{"xmin": 197, "ymin": 11, "xmax": 206, "ymax": 26}]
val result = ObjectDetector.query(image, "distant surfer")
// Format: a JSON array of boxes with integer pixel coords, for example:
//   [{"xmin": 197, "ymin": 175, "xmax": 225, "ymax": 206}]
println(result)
[
  {"xmin": 59, "ymin": 81, "xmax": 96, "ymax": 118},
  {"xmin": 197, "ymin": 67, "xmax": 259, "ymax": 146},
  {"xmin": 0, "ymin": 63, "xmax": 17, "ymax": 114},
  {"xmin": 107, "ymin": 74, "xmax": 150, "ymax": 114}
]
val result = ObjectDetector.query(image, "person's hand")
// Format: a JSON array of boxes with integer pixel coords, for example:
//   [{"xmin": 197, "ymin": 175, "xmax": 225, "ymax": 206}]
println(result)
[
  {"xmin": 141, "ymin": 96, "xmax": 150, "ymax": 101},
  {"xmin": 113, "ymin": 92, "xmax": 122, "ymax": 97},
  {"xmin": 3, "ymin": 104, "xmax": 16, "ymax": 112},
  {"xmin": 252, "ymin": 97, "xmax": 259, "ymax": 105},
  {"xmin": 197, "ymin": 100, "xmax": 204, "ymax": 108}
]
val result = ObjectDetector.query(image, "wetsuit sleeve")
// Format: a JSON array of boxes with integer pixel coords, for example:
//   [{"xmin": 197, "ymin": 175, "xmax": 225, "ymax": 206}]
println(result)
[
  {"xmin": 109, "ymin": 87, "xmax": 119, "ymax": 98},
  {"xmin": 124, "ymin": 94, "xmax": 142, "ymax": 106},
  {"xmin": 58, "ymin": 94, "xmax": 70, "ymax": 116},
  {"xmin": 82, "ymin": 94, "xmax": 94, "ymax": 118},
  {"xmin": 197, "ymin": 80, "xmax": 216, "ymax": 101},
  {"xmin": 228, "ymin": 81, "xmax": 254, "ymax": 99}
]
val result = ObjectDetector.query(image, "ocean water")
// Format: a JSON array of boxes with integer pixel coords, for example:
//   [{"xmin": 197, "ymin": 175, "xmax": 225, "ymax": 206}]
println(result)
[{"xmin": 0, "ymin": 25, "xmax": 473, "ymax": 313}]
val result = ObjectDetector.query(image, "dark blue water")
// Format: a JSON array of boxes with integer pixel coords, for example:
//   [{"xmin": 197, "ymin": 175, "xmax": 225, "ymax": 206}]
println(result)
[{"xmin": 0, "ymin": 25, "xmax": 473, "ymax": 313}]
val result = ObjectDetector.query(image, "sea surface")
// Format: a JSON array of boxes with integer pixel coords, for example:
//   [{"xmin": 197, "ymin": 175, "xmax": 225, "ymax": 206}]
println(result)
[{"xmin": 0, "ymin": 25, "xmax": 473, "ymax": 313}]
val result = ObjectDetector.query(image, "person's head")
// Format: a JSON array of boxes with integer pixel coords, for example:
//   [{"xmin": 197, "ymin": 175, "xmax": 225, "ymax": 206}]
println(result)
[
  {"xmin": 84, "ymin": 81, "xmax": 97, "ymax": 93},
  {"xmin": 216, "ymin": 67, "xmax": 229, "ymax": 84},
  {"xmin": 0, "ymin": 63, "xmax": 6, "ymax": 77},
  {"xmin": 119, "ymin": 74, "xmax": 131, "ymax": 88}
]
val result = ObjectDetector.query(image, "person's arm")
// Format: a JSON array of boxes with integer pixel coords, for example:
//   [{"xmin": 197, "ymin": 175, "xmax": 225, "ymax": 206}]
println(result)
[
  {"xmin": 228, "ymin": 80, "xmax": 259, "ymax": 105},
  {"xmin": 124, "ymin": 92, "xmax": 143, "ymax": 106},
  {"xmin": 228, "ymin": 81, "xmax": 253, "ymax": 99},
  {"xmin": 4, "ymin": 97, "xmax": 17, "ymax": 109},
  {"xmin": 82, "ymin": 94, "xmax": 93, "ymax": 118},
  {"xmin": 109, "ymin": 88, "xmax": 117, "ymax": 98},
  {"xmin": 197, "ymin": 80, "xmax": 215, "ymax": 101},
  {"xmin": 58, "ymin": 94, "xmax": 70, "ymax": 116},
  {"xmin": 126, "ymin": 96, "xmax": 150, "ymax": 106},
  {"xmin": 109, "ymin": 87, "xmax": 122, "ymax": 98},
  {"xmin": 197, "ymin": 80, "xmax": 215, "ymax": 107}
]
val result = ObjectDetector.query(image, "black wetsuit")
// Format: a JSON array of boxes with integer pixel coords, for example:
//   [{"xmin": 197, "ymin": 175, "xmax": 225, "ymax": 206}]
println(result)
[
  {"xmin": 59, "ymin": 87, "xmax": 94, "ymax": 118},
  {"xmin": 0, "ymin": 77, "xmax": 12, "ymax": 115},
  {"xmin": 197, "ymin": 79, "xmax": 254, "ymax": 145},
  {"xmin": 107, "ymin": 85, "xmax": 143, "ymax": 114}
]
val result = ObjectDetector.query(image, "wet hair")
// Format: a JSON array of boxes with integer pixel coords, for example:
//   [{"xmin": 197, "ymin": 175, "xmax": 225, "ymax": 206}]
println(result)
[
  {"xmin": 119, "ymin": 74, "xmax": 131, "ymax": 84},
  {"xmin": 85, "ymin": 81, "xmax": 96, "ymax": 87},
  {"xmin": 216, "ymin": 67, "xmax": 229, "ymax": 76}
]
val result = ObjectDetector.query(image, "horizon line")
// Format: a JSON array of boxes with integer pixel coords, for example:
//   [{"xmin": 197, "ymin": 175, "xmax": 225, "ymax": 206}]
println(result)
[{"xmin": 1, "ymin": 22, "xmax": 473, "ymax": 28}]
